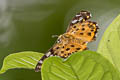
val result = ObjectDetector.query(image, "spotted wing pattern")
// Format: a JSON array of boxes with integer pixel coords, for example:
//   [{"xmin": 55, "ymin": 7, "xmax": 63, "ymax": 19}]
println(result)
[
  {"xmin": 67, "ymin": 21, "xmax": 98, "ymax": 42},
  {"xmin": 35, "ymin": 10, "xmax": 99, "ymax": 72},
  {"xmin": 52, "ymin": 33, "xmax": 87, "ymax": 58}
]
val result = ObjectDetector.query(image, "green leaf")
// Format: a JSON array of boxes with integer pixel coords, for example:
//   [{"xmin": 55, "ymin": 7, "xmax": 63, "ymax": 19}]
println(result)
[
  {"xmin": 97, "ymin": 15, "xmax": 120, "ymax": 72},
  {"xmin": 41, "ymin": 50, "xmax": 120, "ymax": 80},
  {"xmin": 0, "ymin": 51, "xmax": 44, "ymax": 74}
]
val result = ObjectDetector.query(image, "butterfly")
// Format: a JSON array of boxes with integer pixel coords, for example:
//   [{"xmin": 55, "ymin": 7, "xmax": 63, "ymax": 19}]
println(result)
[{"xmin": 35, "ymin": 10, "xmax": 99, "ymax": 72}]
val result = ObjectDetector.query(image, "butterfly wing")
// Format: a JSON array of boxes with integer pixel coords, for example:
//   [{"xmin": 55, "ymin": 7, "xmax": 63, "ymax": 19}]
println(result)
[
  {"xmin": 66, "ymin": 10, "xmax": 98, "ymax": 42},
  {"xmin": 66, "ymin": 10, "xmax": 91, "ymax": 31},
  {"xmin": 51, "ymin": 33, "xmax": 87, "ymax": 58},
  {"xmin": 52, "ymin": 39, "xmax": 87, "ymax": 58},
  {"xmin": 66, "ymin": 21, "xmax": 99, "ymax": 42}
]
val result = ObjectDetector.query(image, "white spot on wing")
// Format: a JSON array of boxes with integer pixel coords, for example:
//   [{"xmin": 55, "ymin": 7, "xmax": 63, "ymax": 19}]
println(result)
[
  {"xmin": 39, "ymin": 60, "xmax": 43, "ymax": 63},
  {"xmin": 46, "ymin": 52, "xmax": 51, "ymax": 57},
  {"xmin": 96, "ymin": 23, "xmax": 98, "ymax": 26},
  {"xmin": 90, "ymin": 13, "xmax": 92, "ymax": 17},
  {"xmin": 50, "ymin": 54, "xmax": 53, "ymax": 57},
  {"xmin": 78, "ymin": 17, "xmax": 83, "ymax": 21},
  {"xmin": 76, "ymin": 14, "xmax": 80, "ymax": 17},
  {"xmin": 72, "ymin": 20, "xmax": 78, "ymax": 24}
]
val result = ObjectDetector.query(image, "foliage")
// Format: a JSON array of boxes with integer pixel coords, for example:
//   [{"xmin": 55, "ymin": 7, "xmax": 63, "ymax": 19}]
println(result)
[
  {"xmin": 0, "ymin": 51, "xmax": 43, "ymax": 74},
  {"xmin": 1, "ymin": 13, "xmax": 120, "ymax": 80},
  {"xmin": 97, "ymin": 15, "xmax": 120, "ymax": 72}
]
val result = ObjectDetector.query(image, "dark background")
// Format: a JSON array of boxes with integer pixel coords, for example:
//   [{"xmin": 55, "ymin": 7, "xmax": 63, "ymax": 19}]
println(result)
[{"xmin": 0, "ymin": 0, "xmax": 120, "ymax": 80}]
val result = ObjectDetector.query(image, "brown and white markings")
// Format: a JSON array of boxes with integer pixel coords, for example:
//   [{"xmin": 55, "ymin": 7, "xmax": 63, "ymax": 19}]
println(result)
[{"xmin": 35, "ymin": 10, "xmax": 99, "ymax": 72}]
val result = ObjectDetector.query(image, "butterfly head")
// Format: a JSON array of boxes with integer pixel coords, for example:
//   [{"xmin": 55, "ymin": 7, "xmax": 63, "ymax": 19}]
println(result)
[{"xmin": 57, "ymin": 34, "xmax": 73, "ymax": 43}]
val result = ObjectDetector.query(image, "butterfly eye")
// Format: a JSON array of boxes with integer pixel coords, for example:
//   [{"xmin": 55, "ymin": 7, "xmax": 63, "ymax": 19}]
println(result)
[
  {"xmin": 57, "ymin": 39, "xmax": 60, "ymax": 43},
  {"xmin": 57, "ymin": 38, "xmax": 61, "ymax": 43}
]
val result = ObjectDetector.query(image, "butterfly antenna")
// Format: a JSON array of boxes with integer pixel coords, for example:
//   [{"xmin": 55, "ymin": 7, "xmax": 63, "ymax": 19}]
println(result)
[{"xmin": 52, "ymin": 35, "xmax": 59, "ymax": 38}]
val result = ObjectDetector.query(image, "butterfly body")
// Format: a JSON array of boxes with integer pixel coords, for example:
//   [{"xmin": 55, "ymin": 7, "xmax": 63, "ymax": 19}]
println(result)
[{"xmin": 35, "ymin": 10, "xmax": 99, "ymax": 72}]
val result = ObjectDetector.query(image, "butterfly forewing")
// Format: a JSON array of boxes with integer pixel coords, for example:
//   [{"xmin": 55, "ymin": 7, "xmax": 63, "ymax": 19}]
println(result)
[{"xmin": 66, "ymin": 21, "xmax": 98, "ymax": 42}]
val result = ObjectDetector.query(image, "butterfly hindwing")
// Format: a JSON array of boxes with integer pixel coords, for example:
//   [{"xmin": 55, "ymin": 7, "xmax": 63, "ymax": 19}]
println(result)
[{"xmin": 52, "ymin": 33, "xmax": 87, "ymax": 58}]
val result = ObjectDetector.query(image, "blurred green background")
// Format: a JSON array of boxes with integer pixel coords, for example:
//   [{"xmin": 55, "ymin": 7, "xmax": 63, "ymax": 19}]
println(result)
[{"xmin": 0, "ymin": 0, "xmax": 120, "ymax": 80}]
